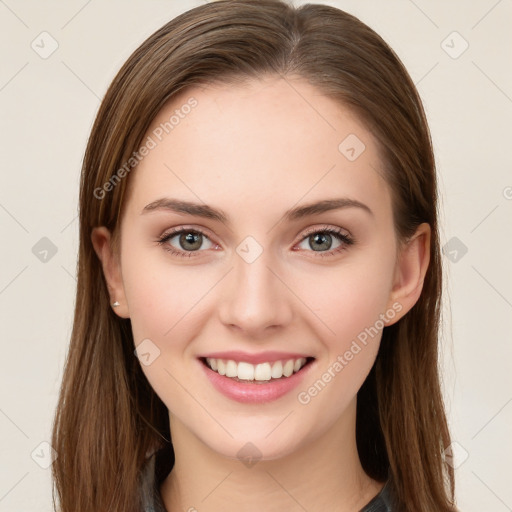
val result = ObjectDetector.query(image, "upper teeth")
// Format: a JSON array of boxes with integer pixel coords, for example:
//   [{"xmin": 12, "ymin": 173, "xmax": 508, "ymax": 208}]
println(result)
[{"xmin": 205, "ymin": 357, "xmax": 308, "ymax": 381}]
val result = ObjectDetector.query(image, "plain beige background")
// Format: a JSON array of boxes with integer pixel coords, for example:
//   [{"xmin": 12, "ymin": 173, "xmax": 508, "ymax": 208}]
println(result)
[{"xmin": 1, "ymin": 1, "xmax": 511, "ymax": 510}]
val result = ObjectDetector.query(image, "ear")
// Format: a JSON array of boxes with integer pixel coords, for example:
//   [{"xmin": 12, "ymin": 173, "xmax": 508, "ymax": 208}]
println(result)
[
  {"xmin": 385, "ymin": 222, "xmax": 431, "ymax": 326},
  {"xmin": 91, "ymin": 226, "xmax": 130, "ymax": 319}
]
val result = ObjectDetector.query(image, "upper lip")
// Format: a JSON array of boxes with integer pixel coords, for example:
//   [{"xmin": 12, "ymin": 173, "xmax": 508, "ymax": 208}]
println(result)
[{"xmin": 198, "ymin": 351, "xmax": 313, "ymax": 365}]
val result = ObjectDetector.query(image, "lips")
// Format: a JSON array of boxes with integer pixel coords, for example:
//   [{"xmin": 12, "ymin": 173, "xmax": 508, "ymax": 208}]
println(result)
[{"xmin": 197, "ymin": 352, "xmax": 316, "ymax": 403}]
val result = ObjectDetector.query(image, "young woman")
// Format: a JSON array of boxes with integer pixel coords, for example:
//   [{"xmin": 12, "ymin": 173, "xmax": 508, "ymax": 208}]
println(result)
[{"xmin": 51, "ymin": 1, "xmax": 458, "ymax": 511}]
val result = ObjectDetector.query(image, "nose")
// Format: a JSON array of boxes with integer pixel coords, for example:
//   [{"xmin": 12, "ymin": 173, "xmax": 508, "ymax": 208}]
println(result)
[{"xmin": 217, "ymin": 247, "xmax": 294, "ymax": 338}]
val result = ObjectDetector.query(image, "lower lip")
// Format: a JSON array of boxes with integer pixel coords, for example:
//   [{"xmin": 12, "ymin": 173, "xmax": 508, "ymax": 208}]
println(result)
[{"xmin": 199, "ymin": 358, "xmax": 315, "ymax": 404}]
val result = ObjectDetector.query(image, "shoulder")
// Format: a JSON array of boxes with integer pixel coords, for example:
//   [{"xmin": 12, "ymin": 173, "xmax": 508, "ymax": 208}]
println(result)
[
  {"xmin": 139, "ymin": 447, "xmax": 173, "ymax": 512},
  {"xmin": 359, "ymin": 478, "xmax": 396, "ymax": 512}
]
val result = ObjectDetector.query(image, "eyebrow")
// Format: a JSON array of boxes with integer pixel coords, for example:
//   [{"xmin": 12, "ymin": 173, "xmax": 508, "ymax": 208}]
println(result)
[{"xmin": 141, "ymin": 197, "xmax": 374, "ymax": 223}]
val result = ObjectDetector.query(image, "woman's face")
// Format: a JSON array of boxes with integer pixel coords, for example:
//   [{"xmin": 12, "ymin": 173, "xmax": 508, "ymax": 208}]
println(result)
[{"xmin": 98, "ymin": 76, "xmax": 422, "ymax": 461}]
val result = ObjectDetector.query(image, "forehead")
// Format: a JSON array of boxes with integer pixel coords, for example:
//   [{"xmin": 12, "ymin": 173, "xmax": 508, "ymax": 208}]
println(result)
[{"xmin": 123, "ymin": 76, "xmax": 392, "ymax": 224}]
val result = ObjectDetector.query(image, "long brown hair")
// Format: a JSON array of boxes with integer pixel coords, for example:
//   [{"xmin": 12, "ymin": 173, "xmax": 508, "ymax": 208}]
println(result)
[{"xmin": 51, "ymin": 1, "xmax": 457, "ymax": 510}]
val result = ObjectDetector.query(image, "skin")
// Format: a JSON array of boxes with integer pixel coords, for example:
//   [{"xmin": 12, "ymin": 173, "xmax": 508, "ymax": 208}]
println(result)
[{"xmin": 92, "ymin": 75, "xmax": 430, "ymax": 512}]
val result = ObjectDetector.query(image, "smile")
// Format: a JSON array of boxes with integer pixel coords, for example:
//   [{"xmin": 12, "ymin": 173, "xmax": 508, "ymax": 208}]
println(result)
[
  {"xmin": 198, "ymin": 355, "xmax": 316, "ymax": 403},
  {"xmin": 203, "ymin": 357, "xmax": 311, "ymax": 382}
]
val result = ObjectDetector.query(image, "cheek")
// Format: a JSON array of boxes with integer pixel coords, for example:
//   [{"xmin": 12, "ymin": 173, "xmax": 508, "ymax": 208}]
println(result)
[
  {"xmin": 293, "ymin": 251, "xmax": 395, "ymax": 422},
  {"xmin": 121, "ymin": 251, "xmax": 213, "ymax": 345},
  {"xmin": 122, "ymin": 255, "xmax": 212, "ymax": 411},
  {"xmin": 295, "ymin": 266, "xmax": 389, "ymax": 427},
  {"xmin": 290, "ymin": 258, "xmax": 394, "ymax": 349}
]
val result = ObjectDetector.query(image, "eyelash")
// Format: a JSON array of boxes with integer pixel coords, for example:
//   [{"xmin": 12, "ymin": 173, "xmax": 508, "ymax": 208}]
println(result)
[{"xmin": 156, "ymin": 225, "xmax": 355, "ymax": 259}]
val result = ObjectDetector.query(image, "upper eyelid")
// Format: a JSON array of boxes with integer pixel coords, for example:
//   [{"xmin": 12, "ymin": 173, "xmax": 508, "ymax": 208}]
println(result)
[
  {"xmin": 162, "ymin": 225, "xmax": 216, "ymax": 242},
  {"xmin": 300, "ymin": 225, "xmax": 351, "ymax": 237}
]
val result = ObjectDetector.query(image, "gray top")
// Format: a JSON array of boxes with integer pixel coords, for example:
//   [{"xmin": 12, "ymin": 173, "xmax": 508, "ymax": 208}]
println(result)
[{"xmin": 140, "ymin": 451, "xmax": 394, "ymax": 511}]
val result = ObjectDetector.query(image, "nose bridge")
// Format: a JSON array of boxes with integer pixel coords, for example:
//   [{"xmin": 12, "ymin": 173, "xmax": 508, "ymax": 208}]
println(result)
[{"xmin": 218, "ymin": 239, "xmax": 292, "ymax": 334}]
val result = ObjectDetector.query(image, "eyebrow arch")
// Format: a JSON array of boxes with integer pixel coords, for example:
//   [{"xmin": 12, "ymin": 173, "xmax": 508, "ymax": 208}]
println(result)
[{"xmin": 141, "ymin": 197, "xmax": 374, "ymax": 223}]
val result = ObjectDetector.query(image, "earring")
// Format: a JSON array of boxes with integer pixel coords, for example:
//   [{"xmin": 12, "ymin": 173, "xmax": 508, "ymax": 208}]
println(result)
[{"xmin": 112, "ymin": 301, "xmax": 120, "ymax": 307}]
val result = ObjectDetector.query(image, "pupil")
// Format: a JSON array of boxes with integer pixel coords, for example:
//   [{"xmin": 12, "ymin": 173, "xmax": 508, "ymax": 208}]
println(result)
[
  {"xmin": 311, "ymin": 233, "xmax": 331, "ymax": 251},
  {"xmin": 181, "ymin": 232, "xmax": 201, "ymax": 250}
]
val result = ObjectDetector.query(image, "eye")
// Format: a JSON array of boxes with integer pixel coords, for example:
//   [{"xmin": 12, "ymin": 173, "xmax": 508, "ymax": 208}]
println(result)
[
  {"xmin": 157, "ymin": 227, "xmax": 216, "ymax": 257},
  {"xmin": 157, "ymin": 225, "xmax": 355, "ymax": 259},
  {"xmin": 295, "ymin": 226, "xmax": 354, "ymax": 257}
]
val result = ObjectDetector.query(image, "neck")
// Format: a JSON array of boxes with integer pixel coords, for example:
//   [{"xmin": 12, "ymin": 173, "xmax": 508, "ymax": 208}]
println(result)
[{"xmin": 160, "ymin": 398, "xmax": 385, "ymax": 512}]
